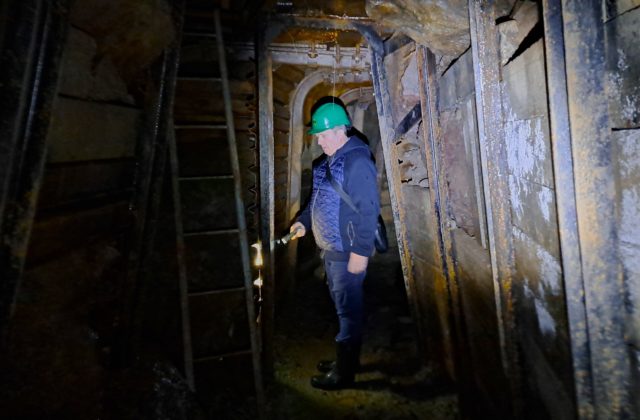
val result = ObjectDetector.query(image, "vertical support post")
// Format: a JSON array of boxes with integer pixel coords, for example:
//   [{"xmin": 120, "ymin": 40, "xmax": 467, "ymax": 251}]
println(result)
[
  {"xmin": 214, "ymin": 9, "xmax": 265, "ymax": 412},
  {"xmin": 560, "ymin": 1, "xmax": 630, "ymax": 417},
  {"xmin": 123, "ymin": 0, "xmax": 185, "ymax": 365},
  {"xmin": 416, "ymin": 45, "xmax": 460, "ymax": 382},
  {"xmin": 257, "ymin": 20, "xmax": 278, "ymax": 379},
  {"xmin": 468, "ymin": 0, "xmax": 521, "ymax": 413},
  {"xmin": 0, "ymin": 0, "xmax": 70, "ymax": 342},
  {"xmin": 167, "ymin": 125, "xmax": 195, "ymax": 390},
  {"xmin": 367, "ymin": 41, "xmax": 422, "ymax": 348},
  {"xmin": 541, "ymin": 1, "xmax": 594, "ymax": 417}
]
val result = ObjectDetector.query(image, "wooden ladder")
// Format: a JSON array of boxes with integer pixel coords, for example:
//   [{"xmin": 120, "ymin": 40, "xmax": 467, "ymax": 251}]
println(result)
[{"xmin": 168, "ymin": 8, "xmax": 264, "ymax": 413}]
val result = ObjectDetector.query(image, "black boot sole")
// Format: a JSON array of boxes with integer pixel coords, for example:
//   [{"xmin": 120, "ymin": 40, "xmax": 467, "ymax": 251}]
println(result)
[{"xmin": 310, "ymin": 373, "xmax": 354, "ymax": 390}]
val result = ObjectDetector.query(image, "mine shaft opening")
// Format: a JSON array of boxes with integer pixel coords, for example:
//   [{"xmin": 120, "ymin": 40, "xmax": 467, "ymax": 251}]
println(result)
[
  {"xmin": 2, "ymin": 1, "xmax": 639, "ymax": 419},
  {"xmin": 265, "ymin": 30, "xmax": 459, "ymax": 413}
]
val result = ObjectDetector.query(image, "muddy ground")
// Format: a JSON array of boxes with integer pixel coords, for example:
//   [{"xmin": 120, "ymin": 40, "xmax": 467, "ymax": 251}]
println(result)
[{"xmin": 269, "ymin": 250, "xmax": 459, "ymax": 419}]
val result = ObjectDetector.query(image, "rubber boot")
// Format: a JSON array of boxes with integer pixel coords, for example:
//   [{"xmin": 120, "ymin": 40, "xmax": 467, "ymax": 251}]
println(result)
[
  {"xmin": 316, "ymin": 340, "xmax": 361, "ymax": 373},
  {"xmin": 311, "ymin": 341, "xmax": 356, "ymax": 390}
]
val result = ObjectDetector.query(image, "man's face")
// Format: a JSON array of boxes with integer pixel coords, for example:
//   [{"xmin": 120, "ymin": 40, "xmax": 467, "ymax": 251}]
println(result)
[{"xmin": 315, "ymin": 128, "xmax": 343, "ymax": 156}]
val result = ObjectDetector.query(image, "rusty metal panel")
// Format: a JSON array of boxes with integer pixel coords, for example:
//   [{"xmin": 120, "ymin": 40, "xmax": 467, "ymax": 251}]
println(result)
[
  {"xmin": 561, "ymin": 0, "xmax": 632, "ymax": 417},
  {"xmin": 541, "ymin": 0, "xmax": 593, "ymax": 416},
  {"xmin": 452, "ymin": 229, "xmax": 509, "ymax": 414},
  {"xmin": 417, "ymin": 46, "xmax": 463, "ymax": 384},
  {"xmin": 469, "ymin": 0, "xmax": 520, "ymax": 414},
  {"xmin": 440, "ymin": 105, "xmax": 483, "ymax": 241}
]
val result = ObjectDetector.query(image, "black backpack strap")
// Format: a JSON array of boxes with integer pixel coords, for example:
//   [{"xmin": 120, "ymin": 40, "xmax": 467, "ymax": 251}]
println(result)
[{"xmin": 325, "ymin": 160, "xmax": 359, "ymax": 214}]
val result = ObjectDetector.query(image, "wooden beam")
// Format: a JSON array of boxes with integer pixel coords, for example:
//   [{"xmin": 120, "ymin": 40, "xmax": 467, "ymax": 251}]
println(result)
[
  {"xmin": 367, "ymin": 38, "xmax": 423, "ymax": 354},
  {"xmin": 121, "ymin": 0, "xmax": 186, "ymax": 364},
  {"xmin": 416, "ymin": 45, "xmax": 460, "ymax": 383},
  {"xmin": 468, "ymin": 0, "xmax": 521, "ymax": 414},
  {"xmin": 257, "ymin": 20, "xmax": 281, "ymax": 380},
  {"xmin": 271, "ymin": 15, "xmax": 381, "ymax": 33},
  {"xmin": 0, "ymin": 0, "xmax": 70, "ymax": 342}
]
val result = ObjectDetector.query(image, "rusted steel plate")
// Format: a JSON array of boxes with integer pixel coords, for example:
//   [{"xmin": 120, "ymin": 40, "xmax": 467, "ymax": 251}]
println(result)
[
  {"xmin": 561, "ymin": 0, "xmax": 632, "ymax": 416},
  {"xmin": 469, "ymin": 0, "xmax": 520, "ymax": 414}
]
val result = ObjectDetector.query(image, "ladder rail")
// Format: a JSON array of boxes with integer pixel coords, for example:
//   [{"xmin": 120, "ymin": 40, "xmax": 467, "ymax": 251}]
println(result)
[
  {"xmin": 214, "ymin": 8, "xmax": 266, "ymax": 413},
  {"xmin": 168, "ymin": 123, "xmax": 196, "ymax": 391}
]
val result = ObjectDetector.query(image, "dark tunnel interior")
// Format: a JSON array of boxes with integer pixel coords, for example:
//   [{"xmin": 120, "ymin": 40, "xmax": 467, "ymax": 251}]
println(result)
[{"xmin": 0, "ymin": 0, "xmax": 639, "ymax": 419}]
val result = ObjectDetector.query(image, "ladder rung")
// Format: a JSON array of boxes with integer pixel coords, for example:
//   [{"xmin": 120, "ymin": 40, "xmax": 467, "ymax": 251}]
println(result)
[
  {"xmin": 174, "ymin": 124, "xmax": 228, "ymax": 130},
  {"xmin": 183, "ymin": 31, "xmax": 217, "ymax": 38},
  {"xmin": 189, "ymin": 286, "xmax": 245, "ymax": 297},
  {"xmin": 177, "ymin": 76, "xmax": 222, "ymax": 82},
  {"xmin": 194, "ymin": 349, "xmax": 253, "ymax": 364},
  {"xmin": 179, "ymin": 175, "xmax": 234, "ymax": 181},
  {"xmin": 183, "ymin": 228, "xmax": 239, "ymax": 237}
]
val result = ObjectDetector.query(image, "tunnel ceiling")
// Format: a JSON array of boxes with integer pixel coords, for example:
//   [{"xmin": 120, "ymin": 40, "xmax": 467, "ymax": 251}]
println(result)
[{"xmin": 267, "ymin": 0, "xmax": 518, "ymax": 67}]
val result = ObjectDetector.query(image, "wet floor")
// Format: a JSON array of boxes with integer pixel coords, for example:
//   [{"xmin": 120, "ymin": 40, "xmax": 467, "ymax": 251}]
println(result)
[{"xmin": 270, "ymin": 250, "xmax": 459, "ymax": 419}]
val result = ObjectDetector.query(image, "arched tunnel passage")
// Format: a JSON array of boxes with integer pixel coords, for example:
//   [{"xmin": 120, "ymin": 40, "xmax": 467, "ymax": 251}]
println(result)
[{"xmin": 0, "ymin": 0, "xmax": 639, "ymax": 419}]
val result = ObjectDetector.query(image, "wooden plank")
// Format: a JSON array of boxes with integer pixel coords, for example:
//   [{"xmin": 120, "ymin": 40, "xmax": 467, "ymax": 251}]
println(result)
[
  {"xmin": 257, "ymin": 20, "xmax": 280, "ymax": 382},
  {"xmin": 47, "ymin": 98, "xmax": 140, "ymax": 162},
  {"xmin": 365, "ymin": 36, "xmax": 422, "ymax": 356},
  {"xmin": 417, "ymin": 45, "xmax": 461, "ymax": 382},
  {"xmin": 39, "ymin": 159, "xmax": 135, "ymax": 209},
  {"xmin": 29, "ymin": 201, "xmax": 131, "ymax": 264}
]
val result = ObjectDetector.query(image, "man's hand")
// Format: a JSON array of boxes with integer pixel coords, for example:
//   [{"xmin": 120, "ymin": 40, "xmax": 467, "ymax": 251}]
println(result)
[
  {"xmin": 290, "ymin": 222, "xmax": 306, "ymax": 239},
  {"xmin": 348, "ymin": 253, "xmax": 368, "ymax": 274}
]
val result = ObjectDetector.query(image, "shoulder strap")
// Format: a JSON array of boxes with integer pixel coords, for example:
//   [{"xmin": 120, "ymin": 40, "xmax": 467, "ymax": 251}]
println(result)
[{"xmin": 325, "ymin": 160, "xmax": 360, "ymax": 214}]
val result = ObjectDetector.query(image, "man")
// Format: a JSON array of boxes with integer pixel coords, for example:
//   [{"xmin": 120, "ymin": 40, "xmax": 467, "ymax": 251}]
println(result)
[{"xmin": 290, "ymin": 102, "xmax": 380, "ymax": 390}]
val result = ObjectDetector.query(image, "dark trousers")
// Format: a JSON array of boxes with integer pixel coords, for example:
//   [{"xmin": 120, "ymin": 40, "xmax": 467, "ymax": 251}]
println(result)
[{"xmin": 323, "ymin": 256, "xmax": 366, "ymax": 343}]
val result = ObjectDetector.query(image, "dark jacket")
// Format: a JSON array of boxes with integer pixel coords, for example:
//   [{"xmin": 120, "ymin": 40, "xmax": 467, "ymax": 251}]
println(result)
[{"xmin": 297, "ymin": 136, "xmax": 379, "ymax": 257}]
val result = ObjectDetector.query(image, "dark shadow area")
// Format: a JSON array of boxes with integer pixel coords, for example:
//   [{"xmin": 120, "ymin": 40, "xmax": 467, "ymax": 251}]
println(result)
[{"xmin": 270, "ymin": 250, "xmax": 459, "ymax": 419}]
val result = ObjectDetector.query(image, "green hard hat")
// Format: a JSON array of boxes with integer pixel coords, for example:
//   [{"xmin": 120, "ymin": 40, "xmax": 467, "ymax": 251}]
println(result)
[{"xmin": 307, "ymin": 103, "xmax": 351, "ymax": 135}]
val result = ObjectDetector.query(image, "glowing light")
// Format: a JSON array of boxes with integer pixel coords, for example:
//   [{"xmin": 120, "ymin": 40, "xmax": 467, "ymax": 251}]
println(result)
[
  {"xmin": 253, "ymin": 274, "xmax": 263, "ymax": 288},
  {"xmin": 251, "ymin": 242, "xmax": 263, "ymax": 267},
  {"xmin": 308, "ymin": 41, "xmax": 318, "ymax": 59}
]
